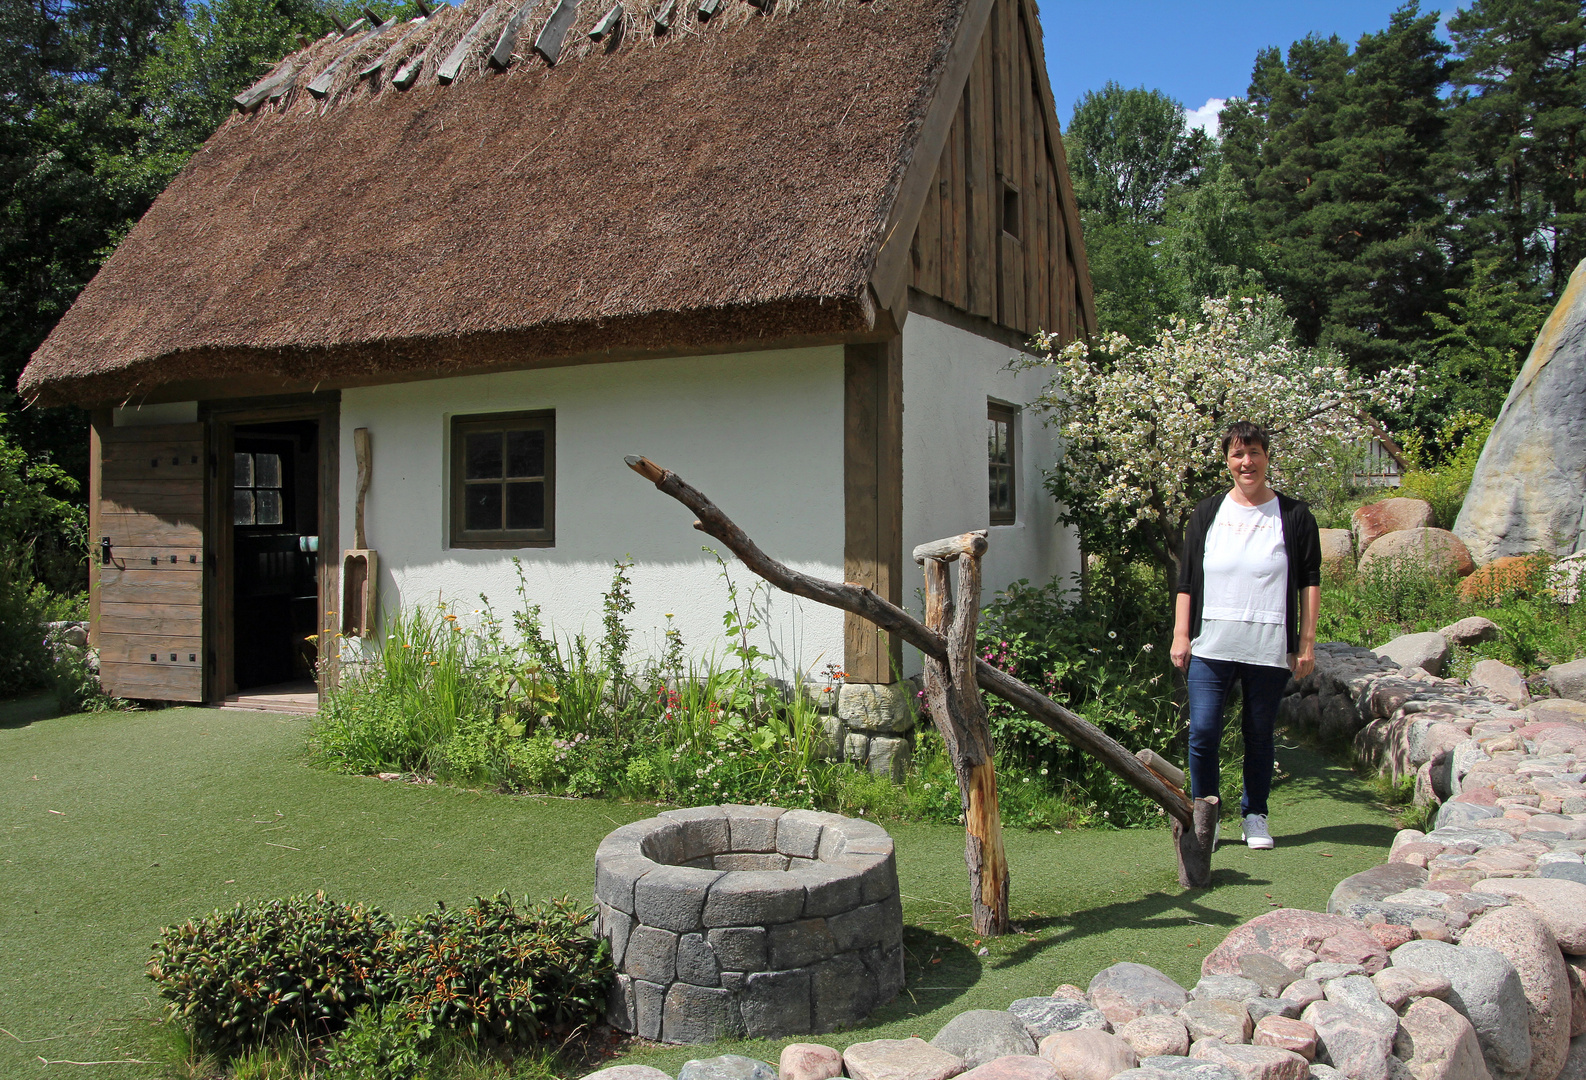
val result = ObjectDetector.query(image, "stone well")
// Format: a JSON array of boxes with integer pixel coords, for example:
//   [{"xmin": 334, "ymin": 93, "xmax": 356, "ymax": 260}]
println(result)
[{"xmin": 593, "ymin": 805, "xmax": 904, "ymax": 1043}]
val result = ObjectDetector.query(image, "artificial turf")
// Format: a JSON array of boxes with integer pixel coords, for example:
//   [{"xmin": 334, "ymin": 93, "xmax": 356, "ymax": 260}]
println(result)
[{"xmin": 0, "ymin": 696, "xmax": 1399, "ymax": 1079}]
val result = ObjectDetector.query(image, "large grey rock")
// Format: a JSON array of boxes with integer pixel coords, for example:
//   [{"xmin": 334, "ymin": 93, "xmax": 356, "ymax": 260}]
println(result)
[
  {"xmin": 1010, "ymin": 998, "xmax": 1112, "ymax": 1038},
  {"xmin": 741, "ymin": 970, "xmax": 811, "ymax": 1038},
  {"xmin": 1461, "ymin": 906, "xmax": 1572, "ymax": 1080},
  {"xmin": 844, "ymin": 1038, "xmax": 965, "ymax": 1080},
  {"xmin": 1189, "ymin": 1042, "xmax": 1310, "ymax": 1080},
  {"xmin": 1241, "ymin": 954, "xmax": 1301, "ymax": 998},
  {"xmin": 635, "ymin": 864, "xmax": 724, "ymax": 933},
  {"xmin": 1550, "ymin": 660, "xmax": 1586, "ymax": 705},
  {"xmin": 1319, "ymin": 529, "xmax": 1355, "ymax": 575},
  {"xmin": 1090, "ymin": 963, "xmax": 1190, "ymax": 1025},
  {"xmin": 1436, "ymin": 802, "xmax": 1506, "ymax": 830},
  {"xmin": 1563, "ymin": 1034, "xmax": 1586, "ymax": 1080},
  {"xmin": 1118, "ymin": 1016, "xmax": 1190, "ymax": 1058},
  {"xmin": 932, "ymin": 1010, "xmax": 1038, "ymax": 1069},
  {"xmin": 868, "ymin": 736, "xmax": 913, "ymax": 780},
  {"xmin": 1476, "ymin": 879, "xmax": 1586, "ymax": 954},
  {"xmin": 1137, "ymin": 1058, "xmax": 1241, "ymax": 1080},
  {"xmin": 1360, "ymin": 530, "xmax": 1475, "ymax": 583},
  {"xmin": 583, "ymin": 1068, "xmax": 673, "ymax": 1080},
  {"xmin": 811, "ymin": 952, "xmax": 878, "ymax": 1033},
  {"xmin": 953, "ymin": 1059, "xmax": 1061, "ymax": 1080},
  {"xmin": 1374, "ymin": 632, "xmax": 1453, "ymax": 677},
  {"xmin": 1328, "ymin": 862, "xmax": 1429, "ymax": 914},
  {"xmin": 1179, "ymin": 999, "xmax": 1253, "ymax": 1044},
  {"xmin": 1469, "ymin": 660, "xmax": 1531, "ymax": 706},
  {"xmin": 1455, "ymin": 258, "xmax": 1586, "ymax": 562},
  {"xmin": 1037, "ymin": 1030, "xmax": 1139, "ymax": 1080},
  {"xmin": 664, "ymin": 984, "xmax": 743, "ymax": 1043},
  {"xmin": 1301, "ymin": 999, "xmax": 1397, "ymax": 1080},
  {"xmin": 1355, "ymin": 498, "xmax": 1438, "ymax": 551},
  {"xmin": 679, "ymin": 1056, "xmax": 776, "ymax": 1080},
  {"xmin": 1392, "ymin": 997, "xmax": 1492, "ymax": 1080},
  {"xmin": 1392, "ymin": 939, "xmax": 1532, "ymax": 1080},
  {"xmin": 1193, "ymin": 976, "xmax": 1264, "ymax": 1003},
  {"xmin": 1439, "ymin": 617, "xmax": 1503, "ymax": 647},
  {"xmin": 839, "ymin": 682, "xmax": 917, "ymax": 734}
]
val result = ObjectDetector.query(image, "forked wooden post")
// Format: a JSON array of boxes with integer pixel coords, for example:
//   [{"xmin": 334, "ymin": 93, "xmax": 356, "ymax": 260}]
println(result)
[
  {"xmin": 916, "ymin": 530, "xmax": 1009, "ymax": 935},
  {"xmin": 623, "ymin": 456, "xmax": 1219, "ymax": 888}
]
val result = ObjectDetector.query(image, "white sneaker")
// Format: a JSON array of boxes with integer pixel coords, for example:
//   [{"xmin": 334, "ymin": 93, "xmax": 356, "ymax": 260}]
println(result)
[{"xmin": 1242, "ymin": 814, "xmax": 1274, "ymax": 850}]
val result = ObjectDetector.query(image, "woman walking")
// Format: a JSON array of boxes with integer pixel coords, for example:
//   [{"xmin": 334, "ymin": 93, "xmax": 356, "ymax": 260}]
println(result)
[{"xmin": 1170, "ymin": 421, "xmax": 1321, "ymax": 850}]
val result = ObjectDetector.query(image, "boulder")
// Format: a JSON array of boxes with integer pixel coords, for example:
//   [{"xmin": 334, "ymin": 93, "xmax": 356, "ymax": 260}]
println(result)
[
  {"xmin": 1328, "ymin": 863, "xmax": 1431, "ymax": 914},
  {"xmin": 1319, "ymin": 530, "xmax": 1355, "ymax": 575},
  {"xmin": 1468, "ymin": 660, "xmax": 1531, "ymax": 707},
  {"xmin": 1204, "ymin": 911, "xmax": 1389, "ymax": 978},
  {"xmin": 1253, "ymin": 1017, "xmax": 1318, "ymax": 1060},
  {"xmin": 1193, "ymin": 976, "xmax": 1265, "ymax": 1004},
  {"xmin": 1359, "ymin": 529, "xmax": 1476, "ymax": 581},
  {"xmin": 680, "ymin": 1057, "xmax": 778, "ymax": 1080},
  {"xmin": 781, "ymin": 1045, "xmax": 845, "ymax": 1080},
  {"xmin": 1118, "ymin": 1016, "xmax": 1190, "ymax": 1058},
  {"xmin": 1301, "ymin": 999, "xmax": 1398, "ymax": 1080},
  {"xmin": 1355, "ymin": 498, "xmax": 1438, "ymax": 552},
  {"xmin": 1241, "ymin": 954, "xmax": 1301, "ymax": 998},
  {"xmin": 1455, "ymin": 258, "xmax": 1586, "ymax": 563},
  {"xmin": 1089, "ymin": 964, "xmax": 1190, "ymax": 1026},
  {"xmin": 585, "ymin": 1068, "xmax": 675, "ymax": 1080},
  {"xmin": 1189, "ymin": 1042, "xmax": 1309, "ymax": 1080},
  {"xmin": 1391, "ymin": 940, "xmax": 1532, "ymax": 1080},
  {"xmin": 1475, "ymin": 879, "xmax": 1586, "ymax": 954},
  {"xmin": 933, "ymin": 1010, "xmax": 1039, "ymax": 1069},
  {"xmin": 1179, "ymin": 999, "xmax": 1254, "ymax": 1045},
  {"xmin": 1010, "ymin": 998, "xmax": 1112, "ymax": 1038},
  {"xmin": 844, "ymin": 1039, "xmax": 966, "ymax": 1080},
  {"xmin": 1461, "ymin": 906, "xmax": 1572, "ymax": 1080},
  {"xmin": 1038, "ymin": 1030, "xmax": 1139, "ymax": 1080},
  {"xmin": 1392, "ymin": 997, "xmax": 1493, "ymax": 1080},
  {"xmin": 1374, "ymin": 632, "xmax": 1453, "ymax": 677},
  {"xmin": 1550, "ymin": 660, "xmax": 1586, "ymax": 705},
  {"xmin": 1459, "ymin": 557, "xmax": 1548, "ymax": 604},
  {"xmin": 1373, "ymin": 967, "xmax": 1454, "ymax": 1012},
  {"xmin": 1438, "ymin": 617, "xmax": 1503, "ymax": 647},
  {"xmin": 955, "ymin": 1059, "xmax": 1062, "ymax": 1080}
]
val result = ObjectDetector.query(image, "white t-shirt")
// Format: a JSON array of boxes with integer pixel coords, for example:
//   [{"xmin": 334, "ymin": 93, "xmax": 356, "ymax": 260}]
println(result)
[{"xmin": 1191, "ymin": 495, "xmax": 1290, "ymax": 670}]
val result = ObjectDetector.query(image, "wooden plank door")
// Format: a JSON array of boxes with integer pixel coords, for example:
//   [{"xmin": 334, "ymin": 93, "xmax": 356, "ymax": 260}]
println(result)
[{"xmin": 96, "ymin": 423, "xmax": 206, "ymax": 701}]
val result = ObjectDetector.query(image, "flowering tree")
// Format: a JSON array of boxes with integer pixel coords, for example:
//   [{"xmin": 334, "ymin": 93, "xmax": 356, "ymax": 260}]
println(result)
[{"xmin": 1024, "ymin": 297, "xmax": 1418, "ymax": 577}]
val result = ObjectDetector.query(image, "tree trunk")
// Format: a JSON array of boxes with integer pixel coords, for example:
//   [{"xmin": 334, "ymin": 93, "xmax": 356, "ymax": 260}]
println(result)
[{"xmin": 921, "ymin": 551, "xmax": 1009, "ymax": 936}]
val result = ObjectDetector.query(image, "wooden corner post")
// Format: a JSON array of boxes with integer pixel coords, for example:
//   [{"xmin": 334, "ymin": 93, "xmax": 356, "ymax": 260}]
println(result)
[{"xmin": 843, "ymin": 337, "xmax": 903, "ymax": 683}]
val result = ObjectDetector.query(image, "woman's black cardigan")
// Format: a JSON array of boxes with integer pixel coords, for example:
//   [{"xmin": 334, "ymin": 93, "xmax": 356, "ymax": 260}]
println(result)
[{"xmin": 1175, "ymin": 491, "xmax": 1323, "ymax": 655}]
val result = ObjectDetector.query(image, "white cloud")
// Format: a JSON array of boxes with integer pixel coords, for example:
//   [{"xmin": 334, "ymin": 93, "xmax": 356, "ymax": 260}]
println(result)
[{"xmin": 1184, "ymin": 98, "xmax": 1226, "ymax": 138}]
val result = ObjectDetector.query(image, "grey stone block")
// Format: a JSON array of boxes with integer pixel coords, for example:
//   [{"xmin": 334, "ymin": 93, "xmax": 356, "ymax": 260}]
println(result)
[
  {"xmin": 723, "ymin": 805, "xmax": 785, "ymax": 853},
  {"xmin": 596, "ymin": 855, "xmax": 655, "ymax": 914},
  {"xmin": 659, "ymin": 805, "xmax": 732, "ymax": 861},
  {"xmin": 720, "ymin": 971, "xmax": 747, "ymax": 993},
  {"xmin": 707, "ymin": 926, "xmax": 768, "ymax": 971},
  {"xmin": 606, "ymin": 973, "xmax": 636, "ymax": 1033},
  {"xmin": 676, "ymin": 932, "xmax": 720, "ymax": 987},
  {"xmin": 789, "ymin": 861, "xmax": 864, "ymax": 917},
  {"xmin": 634, "ymin": 978, "xmax": 667, "ymax": 1041},
  {"xmin": 811, "ymin": 952, "xmax": 877, "ymax": 1032},
  {"xmin": 871, "ymin": 944, "xmax": 906, "ymax": 1004},
  {"xmin": 838, "ymin": 681, "xmax": 916, "ymax": 734},
  {"xmin": 844, "ymin": 731, "xmax": 871, "ymax": 765},
  {"xmin": 1541, "ymin": 861, "xmax": 1586, "ymax": 885},
  {"xmin": 636, "ymin": 820, "xmax": 688, "ymax": 865},
  {"xmin": 702, "ymin": 870, "xmax": 805, "ymax": 927},
  {"xmin": 828, "ymin": 897, "xmax": 899, "ymax": 952},
  {"xmin": 595, "ymin": 822, "xmax": 650, "ymax": 860},
  {"xmin": 769, "ymin": 917, "xmax": 838, "ymax": 969},
  {"xmin": 635, "ymin": 864, "xmax": 723, "ymax": 933},
  {"xmin": 663, "ymin": 984, "xmax": 744, "ymax": 1044},
  {"xmin": 603, "ymin": 903, "xmax": 634, "ymax": 968},
  {"xmin": 677, "ymin": 1055, "xmax": 774, "ymax": 1080},
  {"xmin": 833, "ymin": 850, "xmax": 899, "ymax": 903},
  {"xmin": 867, "ymin": 736, "xmax": 912, "ymax": 781},
  {"xmin": 818, "ymin": 824, "xmax": 849, "ymax": 861},
  {"xmin": 624, "ymin": 925, "xmax": 679, "ymax": 984},
  {"xmin": 777, "ymin": 810, "xmax": 845, "ymax": 859},
  {"xmin": 742, "ymin": 969, "xmax": 813, "ymax": 1038},
  {"xmin": 817, "ymin": 716, "xmax": 846, "ymax": 760}
]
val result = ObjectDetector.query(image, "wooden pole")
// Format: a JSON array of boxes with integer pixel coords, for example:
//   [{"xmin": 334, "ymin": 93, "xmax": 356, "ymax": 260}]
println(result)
[
  {"xmin": 920, "ymin": 543, "xmax": 1009, "ymax": 934},
  {"xmin": 623, "ymin": 456, "xmax": 1221, "ymax": 887}
]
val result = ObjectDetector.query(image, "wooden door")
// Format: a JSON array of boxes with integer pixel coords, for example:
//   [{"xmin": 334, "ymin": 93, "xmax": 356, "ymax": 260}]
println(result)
[{"xmin": 96, "ymin": 423, "xmax": 206, "ymax": 701}]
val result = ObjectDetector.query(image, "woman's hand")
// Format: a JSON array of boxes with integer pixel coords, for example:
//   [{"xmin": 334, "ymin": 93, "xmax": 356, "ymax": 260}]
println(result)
[
  {"xmin": 1290, "ymin": 649, "xmax": 1315, "ymax": 679},
  {"xmin": 1171, "ymin": 633, "xmax": 1192, "ymax": 672}
]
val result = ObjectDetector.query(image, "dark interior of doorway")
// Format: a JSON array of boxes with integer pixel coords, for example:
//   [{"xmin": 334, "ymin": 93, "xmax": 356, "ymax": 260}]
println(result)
[{"xmin": 232, "ymin": 419, "xmax": 319, "ymax": 692}]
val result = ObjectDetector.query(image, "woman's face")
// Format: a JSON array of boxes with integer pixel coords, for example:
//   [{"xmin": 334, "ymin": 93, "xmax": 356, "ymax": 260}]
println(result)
[{"xmin": 1226, "ymin": 438, "xmax": 1270, "ymax": 493}]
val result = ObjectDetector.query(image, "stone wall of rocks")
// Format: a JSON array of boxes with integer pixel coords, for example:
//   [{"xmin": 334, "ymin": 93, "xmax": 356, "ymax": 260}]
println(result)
[
  {"xmin": 594, "ymin": 806, "xmax": 904, "ymax": 1044},
  {"xmin": 812, "ymin": 681, "xmax": 921, "ymax": 782}
]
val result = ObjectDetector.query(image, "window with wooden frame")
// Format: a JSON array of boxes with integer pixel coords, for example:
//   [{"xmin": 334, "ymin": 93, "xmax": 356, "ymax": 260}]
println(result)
[
  {"xmin": 987, "ymin": 401, "xmax": 1016, "ymax": 526},
  {"xmin": 450, "ymin": 411, "xmax": 555, "ymax": 548}
]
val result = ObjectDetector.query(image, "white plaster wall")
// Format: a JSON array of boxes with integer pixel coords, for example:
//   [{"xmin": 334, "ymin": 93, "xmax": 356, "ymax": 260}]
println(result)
[
  {"xmin": 340, "ymin": 348, "xmax": 847, "ymax": 680},
  {"xmin": 901, "ymin": 313, "xmax": 1080, "ymax": 671}
]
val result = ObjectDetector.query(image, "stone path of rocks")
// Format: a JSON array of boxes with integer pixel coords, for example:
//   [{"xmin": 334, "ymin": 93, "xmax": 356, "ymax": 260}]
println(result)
[{"xmin": 583, "ymin": 642, "xmax": 1586, "ymax": 1080}]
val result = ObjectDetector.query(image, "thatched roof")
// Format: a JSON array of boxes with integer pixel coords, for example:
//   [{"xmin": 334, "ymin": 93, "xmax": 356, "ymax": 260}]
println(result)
[{"xmin": 21, "ymin": 0, "xmax": 983, "ymax": 407}]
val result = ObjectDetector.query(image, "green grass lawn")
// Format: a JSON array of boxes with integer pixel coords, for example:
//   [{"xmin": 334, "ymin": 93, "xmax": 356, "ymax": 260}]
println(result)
[{"xmin": 0, "ymin": 695, "xmax": 1399, "ymax": 1079}]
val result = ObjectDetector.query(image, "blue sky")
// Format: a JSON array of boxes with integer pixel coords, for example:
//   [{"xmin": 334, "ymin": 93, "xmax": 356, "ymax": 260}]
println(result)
[{"xmin": 1033, "ymin": 0, "xmax": 1451, "ymax": 133}]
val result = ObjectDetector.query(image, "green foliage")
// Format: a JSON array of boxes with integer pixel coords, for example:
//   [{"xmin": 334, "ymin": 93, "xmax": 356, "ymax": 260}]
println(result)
[
  {"xmin": 599, "ymin": 558, "xmax": 635, "ymax": 682},
  {"xmin": 324, "ymin": 1005, "xmax": 435, "ymax": 1080},
  {"xmin": 1395, "ymin": 411, "xmax": 1492, "ymax": 527},
  {"xmin": 1067, "ymin": 82, "xmax": 1209, "ymax": 226},
  {"xmin": 385, "ymin": 894, "xmax": 609, "ymax": 1046},
  {"xmin": 1415, "ymin": 258, "xmax": 1550, "ymax": 427},
  {"xmin": 147, "ymin": 894, "xmax": 395, "ymax": 1052}
]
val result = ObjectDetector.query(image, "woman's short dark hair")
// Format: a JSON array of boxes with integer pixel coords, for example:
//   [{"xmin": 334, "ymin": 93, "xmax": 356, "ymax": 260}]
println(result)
[{"xmin": 1221, "ymin": 420, "xmax": 1270, "ymax": 456}]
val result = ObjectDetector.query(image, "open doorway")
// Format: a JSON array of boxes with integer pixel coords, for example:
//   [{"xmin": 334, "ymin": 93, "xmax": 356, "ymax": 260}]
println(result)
[{"xmin": 231, "ymin": 419, "xmax": 320, "ymax": 694}]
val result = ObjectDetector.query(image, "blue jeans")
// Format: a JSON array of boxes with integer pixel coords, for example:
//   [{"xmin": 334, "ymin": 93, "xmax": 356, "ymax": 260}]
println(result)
[{"xmin": 1186, "ymin": 656, "xmax": 1291, "ymax": 818}]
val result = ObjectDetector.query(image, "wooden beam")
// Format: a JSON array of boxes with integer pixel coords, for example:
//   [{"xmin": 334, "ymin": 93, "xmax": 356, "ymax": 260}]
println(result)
[
  {"xmin": 697, "ymin": 0, "xmax": 721, "ymax": 20},
  {"xmin": 490, "ymin": 0, "xmax": 537, "ymax": 69},
  {"xmin": 967, "ymin": 33, "xmax": 995, "ymax": 319},
  {"xmin": 308, "ymin": 18, "xmax": 397, "ymax": 98},
  {"xmin": 589, "ymin": 3, "xmax": 622, "ymax": 41},
  {"xmin": 534, "ymin": 0, "xmax": 580, "ymax": 62},
  {"xmin": 359, "ymin": 17, "xmax": 428, "ymax": 80},
  {"xmin": 843, "ymin": 337, "xmax": 902, "ymax": 683},
  {"xmin": 88, "ymin": 410, "xmax": 108, "ymax": 648},
  {"xmin": 1014, "ymin": 0, "xmax": 1095, "ymax": 336},
  {"xmin": 654, "ymin": 0, "xmax": 676, "ymax": 30},
  {"xmin": 437, "ymin": 2, "xmax": 501, "ymax": 83},
  {"xmin": 233, "ymin": 63, "xmax": 296, "ymax": 111}
]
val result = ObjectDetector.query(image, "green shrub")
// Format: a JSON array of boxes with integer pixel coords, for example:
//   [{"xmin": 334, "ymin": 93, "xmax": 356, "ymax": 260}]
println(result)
[
  {"xmin": 324, "ymin": 1004, "xmax": 434, "ymax": 1080},
  {"xmin": 384, "ymin": 894, "xmax": 609, "ymax": 1045},
  {"xmin": 147, "ymin": 894, "xmax": 394, "ymax": 1051}
]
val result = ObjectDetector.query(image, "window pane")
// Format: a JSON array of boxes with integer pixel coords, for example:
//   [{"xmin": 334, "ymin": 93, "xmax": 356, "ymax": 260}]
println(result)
[
  {"xmin": 506, "ymin": 429, "xmax": 545, "ymax": 478},
  {"xmin": 506, "ymin": 482, "xmax": 545, "ymax": 530},
  {"xmin": 465, "ymin": 433, "xmax": 503, "ymax": 480},
  {"xmin": 255, "ymin": 452, "xmax": 282, "ymax": 489},
  {"xmin": 234, "ymin": 453, "xmax": 254, "ymax": 488},
  {"xmin": 988, "ymin": 419, "xmax": 1009, "ymax": 464},
  {"xmin": 256, "ymin": 489, "xmax": 284, "ymax": 526},
  {"xmin": 995, "ymin": 474, "xmax": 1011, "ymax": 512},
  {"xmin": 465, "ymin": 483, "xmax": 502, "ymax": 531},
  {"xmin": 234, "ymin": 489, "xmax": 255, "ymax": 525},
  {"xmin": 989, "ymin": 470, "xmax": 1000, "ymax": 511}
]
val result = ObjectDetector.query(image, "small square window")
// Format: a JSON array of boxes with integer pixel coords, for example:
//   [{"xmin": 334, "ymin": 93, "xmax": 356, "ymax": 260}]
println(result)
[
  {"xmin": 988, "ymin": 402, "xmax": 1016, "ymax": 526},
  {"xmin": 451, "ymin": 412, "xmax": 555, "ymax": 548},
  {"xmin": 233, "ymin": 451, "xmax": 284, "ymax": 526}
]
